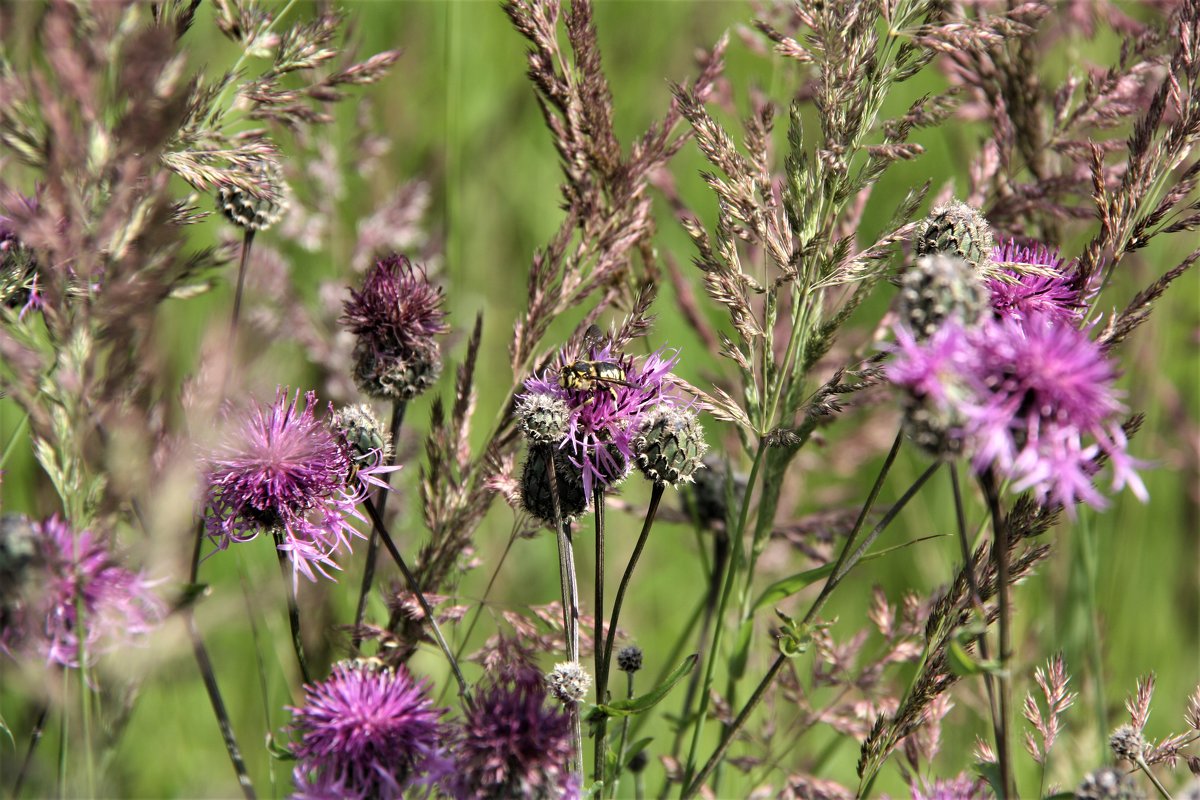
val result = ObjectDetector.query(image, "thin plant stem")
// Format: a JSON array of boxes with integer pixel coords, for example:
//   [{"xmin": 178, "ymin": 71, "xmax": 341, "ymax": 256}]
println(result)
[
  {"xmin": 611, "ymin": 670, "xmax": 637, "ymax": 800},
  {"xmin": 57, "ymin": 670, "xmax": 67, "ymax": 798},
  {"xmin": 1136, "ymin": 756, "xmax": 1174, "ymax": 800},
  {"xmin": 236, "ymin": 553, "xmax": 280, "ymax": 791},
  {"xmin": 272, "ymin": 530, "xmax": 312, "ymax": 686},
  {"xmin": 229, "ymin": 230, "xmax": 255, "ymax": 337},
  {"xmin": 681, "ymin": 441, "xmax": 768, "ymax": 790},
  {"xmin": 12, "ymin": 704, "xmax": 48, "ymax": 797},
  {"xmin": 1077, "ymin": 513, "xmax": 1109, "ymax": 752},
  {"xmin": 361, "ymin": 496, "xmax": 469, "ymax": 698},
  {"xmin": 950, "ymin": 465, "xmax": 999, "ymax": 730},
  {"xmin": 980, "ymin": 470, "xmax": 1015, "ymax": 799},
  {"xmin": 75, "ymin": 596, "xmax": 94, "ymax": 798},
  {"xmin": 688, "ymin": 456, "xmax": 940, "ymax": 799},
  {"xmin": 352, "ymin": 401, "xmax": 407, "ymax": 653},
  {"xmin": 183, "ymin": 520, "xmax": 256, "ymax": 799},
  {"xmin": 0, "ymin": 411, "xmax": 29, "ymax": 469},
  {"xmin": 594, "ymin": 484, "xmax": 608, "ymax": 785},
  {"xmin": 187, "ymin": 615, "xmax": 257, "ymax": 799},
  {"xmin": 563, "ymin": 525, "xmax": 583, "ymax": 775}
]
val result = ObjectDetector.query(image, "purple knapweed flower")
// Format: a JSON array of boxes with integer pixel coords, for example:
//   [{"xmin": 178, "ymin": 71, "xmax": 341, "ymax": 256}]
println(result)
[
  {"xmin": 343, "ymin": 254, "xmax": 449, "ymax": 400},
  {"xmin": 911, "ymin": 773, "xmax": 990, "ymax": 800},
  {"xmin": 988, "ymin": 238, "xmax": 1090, "ymax": 324},
  {"xmin": 888, "ymin": 315, "xmax": 1146, "ymax": 512},
  {"xmin": 203, "ymin": 389, "xmax": 396, "ymax": 584},
  {"xmin": 0, "ymin": 516, "xmax": 164, "ymax": 668},
  {"xmin": 448, "ymin": 664, "xmax": 577, "ymax": 800},
  {"xmin": 521, "ymin": 342, "xmax": 680, "ymax": 498},
  {"xmin": 288, "ymin": 660, "xmax": 449, "ymax": 800},
  {"xmin": 961, "ymin": 314, "xmax": 1146, "ymax": 511}
]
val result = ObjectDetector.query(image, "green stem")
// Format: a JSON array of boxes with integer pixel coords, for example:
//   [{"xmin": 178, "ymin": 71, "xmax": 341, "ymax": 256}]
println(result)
[
  {"xmin": 612, "ymin": 670, "xmax": 637, "ymax": 799},
  {"xmin": 950, "ymin": 465, "xmax": 999, "ymax": 732},
  {"xmin": 351, "ymin": 401, "xmax": 407, "ymax": 653},
  {"xmin": 272, "ymin": 530, "xmax": 312, "ymax": 686},
  {"xmin": 680, "ymin": 441, "xmax": 768, "ymax": 791},
  {"xmin": 1136, "ymin": 755, "xmax": 1174, "ymax": 800},
  {"xmin": 361, "ymin": 497, "xmax": 468, "ymax": 698},
  {"xmin": 980, "ymin": 471, "xmax": 1014, "ymax": 799},
  {"xmin": 594, "ymin": 485, "xmax": 608, "ymax": 785},
  {"xmin": 12, "ymin": 704, "xmax": 49, "ymax": 797}
]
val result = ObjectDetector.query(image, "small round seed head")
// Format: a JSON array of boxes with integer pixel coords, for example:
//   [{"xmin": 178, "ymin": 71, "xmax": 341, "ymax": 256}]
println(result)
[
  {"xmin": 331, "ymin": 404, "xmax": 393, "ymax": 469},
  {"xmin": 1109, "ymin": 724, "xmax": 1148, "ymax": 763},
  {"xmin": 628, "ymin": 751, "xmax": 648, "ymax": 774},
  {"xmin": 898, "ymin": 254, "xmax": 988, "ymax": 340},
  {"xmin": 902, "ymin": 395, "xmax": 968, "ymax": 460},
  {"xmin": 545, "ymin": 661, "xmax": 591, "ymax": 705},
  {"xmin": 516, "ymin": 392, "xmax": 572, "ymax": 446},
  {"xmin": 353, "ymin": 339, "xmax": 443, "ymax": 401},
  {"xmin": 1074, "ymin": 766, "xmax": 1145, "ymax": 800},
  {"xmin": 217, "ymin": 160, "xmax": 288, "ymax": 232},
  {"xmin": 913, "ymin": 200, "xmax": 994, "ymax": 273},
  {"xmin": 634, "ymin": 405, "xmax": 707, "ymax": 487},
  {"xmin": 520, "ymin": 446, "xmax": 588, "ymax": 525},
  {"xmin": 616, "ymin": 645, "xmax": 643, "ymax": 674}
]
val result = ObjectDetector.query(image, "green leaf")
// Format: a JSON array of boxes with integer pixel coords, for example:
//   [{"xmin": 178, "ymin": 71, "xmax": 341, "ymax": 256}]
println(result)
[
  {"xmin": 588, "ymin": 655, "xmax": 697, "ymax": 720},
  {"xmin": 0, "ymin": 712, "xmax": 12, "ymax": 749},
  {"xmin": 581, "ymin": 780, "xmax": 604, "ymax": 799},
  {"xmin": 752, "ymin": 535, "xmax": 947, "ymax": 612},
  {"xmin": 266, "ymin": 734, "xmax": 296, "ymax": 762},
  {"xmin": 947, "ymin": 638, "xmax": 1001, "ymax": 678}
]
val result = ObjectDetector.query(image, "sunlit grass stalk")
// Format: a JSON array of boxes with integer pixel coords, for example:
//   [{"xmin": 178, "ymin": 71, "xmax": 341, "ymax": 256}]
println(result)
[
  {"xmin": 361, "ymin": 496, "xmax": 468, "ymax": 698},
  {"xmin": 75, "ymin": 595, "xmax": 95, "ymax": 798},
  {"xmin": 979, "ymin": 470, "xmax": 1015, "ymax": 799},
  {"xmin": 12, "ymin": 704, "xmax": 48, "ymax": 797},
  {"xmin": 271, "ymin": 530, "xmax": 313, "ymax": 686},
  {"xmin": 686, "ymin": 447, "xmax": 937, "ymax": 799},
  {"xmin": 681, "ymin": 440, "xmax": 767, "ymax": 791},
  {"xmin": 351, "ymin": 400, "xmax": 407, "ymax": 654},
  {"xmin": 594, "ymin": 485, "xmax": 608, "ymax": 785}
]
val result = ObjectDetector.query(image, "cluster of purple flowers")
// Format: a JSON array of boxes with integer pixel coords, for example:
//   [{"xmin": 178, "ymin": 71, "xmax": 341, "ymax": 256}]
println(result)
[
  {"xmin": 0, "ymin": 515, "xmax": 163, "ymax": 668},
  {"xmin": 286, "ymin": 654, "xmax": 577, "ymax": 800},
  {"xmin": 521, "ymin": 342, "xmax": 681, "ymax": 498},
  {"xmin": 203, "ymin": 389, "xmax": 396, "ymax": 583},
  {"xmin": 888, "ymin": 238, "xmax": 1146, "ymax": 511}
]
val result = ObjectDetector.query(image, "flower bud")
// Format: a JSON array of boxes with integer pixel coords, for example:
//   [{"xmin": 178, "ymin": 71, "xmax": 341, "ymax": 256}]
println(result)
[
  {"xmin": 913, "ymin": 200, "xmax": 994, "ymax": 273},
  {"xmin": 1109, "ymin": 724, "xmax": 1148, "ymax": 763},
  {"xmin": 616, "ymin": 645, "xmax": 643, "ymax": 674},
  {"xmin": 353, "ymin": 340, "xmax": 443, "ymax": 401},
  {"xmin": 521, "ymin": 446, "xmax": 587, "ymax": 525},
  {"xmin": 899, "ymin": 254, "xmax": 987, "ymax": 340},
  {"xmin": 545, "ymin": 661, "xmax": 591, "ymax": 705},
  {"xmin": 331, "ymin": 404, "xmax": 393, "ymax": 469},
  {"xmin": 634, "ymin": 406, "xmax": 707, "ymax": 487},
  {"xmin": 217, "ymin": 160, "xmax": 288, "ymax": 232},
  {"xmin": 516, "ymin": 392, "xmax": 571, "ymax": 446},
  {"xmin": 1074, "ymin": 766, "xmax": 1144, "ymax": 800}
]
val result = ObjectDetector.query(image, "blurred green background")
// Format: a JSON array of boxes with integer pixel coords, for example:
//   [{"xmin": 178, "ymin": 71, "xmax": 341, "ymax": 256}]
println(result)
[{"xmin": 0, "ymin": 1, "xmax": 1197, "ymax": 797}]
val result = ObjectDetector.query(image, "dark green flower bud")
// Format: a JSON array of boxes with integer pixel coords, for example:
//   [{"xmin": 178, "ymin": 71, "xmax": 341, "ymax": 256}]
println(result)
[
  {"xmin": 353, "ymin": 340, "xmax": 443, "ymax": 401},
  {"xmin": 516, "ymin": 393, "xmax": 571, "ymax": 446},
  {"xmin": 616, "ymin": 645, "xmax": 643, "ymax": 674},
  {"xmin": 913, "ymin": 199, "xmax": 994, "ymax": 273},
  {"xmin": 633, "ymin": 406, "xmax": 707, "ymax": 487},
  {"xmin": 898, "ymin": 254, "xmax": 987, "ymax": 340},
  {"xmin": 217, "ymin": 160, "xmax": 288, "ymax": 232},
  {"xmin": 521, "ymin": 446, "xmax": 587, "ymax": 525},
  {"xmin": 332, "ymin": 404, "xmax": 393, "ymax": 468}
]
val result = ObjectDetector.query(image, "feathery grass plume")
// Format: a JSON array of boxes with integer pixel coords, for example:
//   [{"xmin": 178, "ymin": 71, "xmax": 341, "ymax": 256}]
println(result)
[
  {"xmin": 1023, "ymin": 653, "xmax": 1077, "ymax": 764},
  {"xmin": 0, "ymin": 516, "xmax": 163, "ymax": 668},
  {"xmin": 203, "ymin": 389, "xmax": 395, "ymax": 584},
  {"xmin": 288, "ymin": 660, "xmax": 449, "ymax": 800}
]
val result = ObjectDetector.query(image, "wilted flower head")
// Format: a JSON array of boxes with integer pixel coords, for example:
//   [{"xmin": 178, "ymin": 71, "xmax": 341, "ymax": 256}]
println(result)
[
  {"xmin": 544, "ymin": 661, "xmax": 591, "ymax": 705},
  {"xmin": 204, "ymin": 389, "xmax": 395, "ymax": 583},
  {"xmin": 288, "ymin": 660, "xmax": 448, "ymax": 799},
  {"xmin": 343, "ymin": 254, "xmax": 449, "ymax": 401},
  {"xmin": 1110, "ymin": 723, "xmax": 1148, "ymax": 763},
  {"xmin": 521, "ymin": 341, "xmax": 681, "ymax": 497},
  {"xmin": 888, "ymin": 316, "xmax": 1145, "ymax": 510},
  {"xmin": 449, "ymin": 663, "xmax": 577, "ymax": 799},
  {"xmin": 0, "ymin": 516, "xmax": 163, "ymax": 668},
  {"xmin": 989, "ymin": 238, "xmax": 1090, "ymax": 324}
]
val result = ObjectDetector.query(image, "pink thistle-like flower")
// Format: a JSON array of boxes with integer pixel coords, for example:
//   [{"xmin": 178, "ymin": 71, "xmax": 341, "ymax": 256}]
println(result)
[
  {"xmin": 962, "ymin": 314, "xmax": 1146, "ymax": 510},
  {"xmin": 0, "ymin": 516, "xmax": 164, "ymax": 668},
  {"xmin": 203, "ymin": 389, "xmax": 396, "ymax": 584},
  {"xmin": 887, "ymin": 314, "xmax": 1146, "ymax": 511},
  {"xmin": 288, "ymin": 660, "xmax": 449, "ymax": 800},
  {"xmin": 448, "ymin": 663, "xmax": 577, "ymax": 800},
  {"xmin": 911, "ymin": 773, "xmax": 990, "ymax": 800},
  {"xmin": 988, "ymin": 238, "xmax": 1091, "ymax": 325},
  {"xmin": 521, "ymin": 343, "xmax": 680, "ymax": 498}
]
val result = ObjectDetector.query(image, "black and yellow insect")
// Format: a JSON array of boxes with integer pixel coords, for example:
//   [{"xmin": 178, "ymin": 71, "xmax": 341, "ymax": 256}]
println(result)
[{"xmin": 558, "ymin": 325, "xmax": 630, "ymax": 402}]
